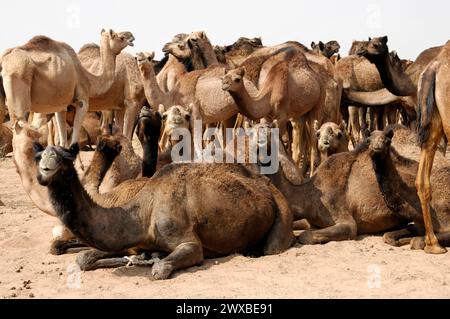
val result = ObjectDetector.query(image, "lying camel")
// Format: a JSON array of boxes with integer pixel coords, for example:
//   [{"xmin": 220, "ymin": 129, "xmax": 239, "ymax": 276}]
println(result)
[
  {"xmin": 35, "ymin": 143, "xmax": 294, "ymax": 279},
  {"xmin": 259, "ymin": 127, "xmax": 450, "ymax": 247}
]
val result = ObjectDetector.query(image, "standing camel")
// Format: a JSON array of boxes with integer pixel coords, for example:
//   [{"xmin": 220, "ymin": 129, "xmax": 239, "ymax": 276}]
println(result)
[
  {"xmin": 415, "ymin": 40, "xmax": 450, "ymax": 254},
  {"xmin": 0, "ymin": 28, "xmax": 134, "ymax": 146}
]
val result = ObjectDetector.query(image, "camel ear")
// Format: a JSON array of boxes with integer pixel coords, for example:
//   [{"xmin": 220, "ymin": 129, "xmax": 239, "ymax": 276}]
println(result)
[
  {"xmin": 186, "ymin": 103, "xmax": 194, "ymax": 114},
  {"xmin": 339, "ymin": 120, "xmax": 346, "ymax": 131},
  {"xmin": 368, "ymin": 37, "xmax": 372, "ymax": 41},
  {"xmin": 319, "ymin": 41, "xmax": 325, "ymax": 50},
  {"xmin": 362, "ymin": 128, "xmax": 371, "ymax": 140},
  {"xmin": 68, "ymin": 143, "xmax": 80, "ymax": 159},
  {"xmin": 385, "ymin": 128, "xmax": 394, "ymax": 139},
  {"xmin": 237, "ymin": 67, "xmax": 245, "ymax": 77},
  {"xmin": 12, "ymin": 121, "xmax": 22, "ymax": 134},
  {"xmin": 148, "ymin": 52, "xmax": 155, "ymax": 61},
  {"xmin": 199, "ymin": 31, "xmax": 206, "ymax": 39},
  {"xmin": 32, "ymin": 142, "xmax": 44, "ymax": 155},
  {"xmin": 101, "ymin": 28, "xmax": 105, "ymax": 35},
  {"xmin": 311, "ymin": 41, "xmax": 316, "ymax": 48},
  {"xmin": 313, "ymin": 120, "xmax": 321, "ymax": 133},
  {"xmin": 158, "ymin": 104, "xmax": 165, "ymax": 114}
]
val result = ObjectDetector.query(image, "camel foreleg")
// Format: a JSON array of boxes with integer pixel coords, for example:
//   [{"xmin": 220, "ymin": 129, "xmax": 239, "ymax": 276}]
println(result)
[{"xmin": 297, "ymin": 220, "xmax": 357, "ymax": 245}]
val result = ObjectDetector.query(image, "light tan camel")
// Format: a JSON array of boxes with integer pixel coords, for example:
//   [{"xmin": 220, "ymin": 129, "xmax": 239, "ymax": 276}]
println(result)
[
  {"xmin": 314, "ymin": 120, "xmax": 349, "ymax": 163},
  {"xmin": 77, "ymin": 42, "xmax": 145, "ymax": 139},
  {"xmin": 0, "ymin": 29, "xmax": 134, "ymax": 147}
]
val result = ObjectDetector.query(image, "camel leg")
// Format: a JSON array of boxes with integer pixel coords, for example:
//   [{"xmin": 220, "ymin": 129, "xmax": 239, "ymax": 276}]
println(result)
[
  {"xmin": 263, "ymin": 185, "xmax": 295, "ymax": 255},
  {"xmin": 382, "ymin": 224, "xmax": 422, "ymax": 247},
  {"xmin": 416, "ymin": 114, "xmax": 447, "ymax": 254},
  {"xmin": 69, "ymin": 100, "xmax": 88, "ymax": 146},
  {"xmin": 411, "ymin": 231, "xmax": 450, "ymax": 250},
  {"xmin": 293, "ymin": 219, "xmax": 311, "ymax": 231},
  {"xmin": 123, "ymin": 102, "xmax": 141, "ymax": 140},
  {"xmin": 54, "ymin": 112, "xmax": 68, "ymax": 147},
  {"xmin": 115, "ymin": 108, "xmax": 125, "ymax": 135},
  {"xmin": 297, "ymin": 220, "xmax": 357, "ymax": 245},
  {"xmin": 348, "ymin": 106, "xmax": 360, "ymax": 147},
  {"xmin": 368, "ymin": 107, "xmax": 376, "ymax": 132},
  {"xmin": 77, "ymin": 249, "xmax": 133, "ymax": 270},
  {"xmin": 291, "ymin": 119, "xmax": 302, "ymax": 167},
  {"xmin": 50, "ymin": 224, "xmax": 86, "ymax": 255},
  {"xmin": 152, "ymin": 240, "xmax": 204, "ymax": 280}
]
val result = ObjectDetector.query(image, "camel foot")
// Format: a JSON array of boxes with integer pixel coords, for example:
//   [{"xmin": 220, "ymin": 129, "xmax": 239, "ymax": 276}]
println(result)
[
  {"xmin": 152, "ymin": 261, "xmax": 173, "ymax": 280},
  {"xmin": 50, "ymin": 239, "xmax": 85, "ymax": 255},
  {"xmin": 424, "ymin": 244, "xmax": 447, "ymax": 254},
  {"xmin": 410, "ymin": 237, "xmax": 425, "ymax": 250},
  {"xmin": 297, "ymin": 230, "xmax": 316, "ymax": 245}
]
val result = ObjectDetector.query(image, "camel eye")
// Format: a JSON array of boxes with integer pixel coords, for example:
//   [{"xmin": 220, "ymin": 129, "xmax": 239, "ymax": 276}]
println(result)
[
  {"xmin": 337, "ymin": 132, "xmax": 343, "ymax": 138},
  {"xmin": 234, "ymin": 78, "xmax": 241, "ymax": 83}
]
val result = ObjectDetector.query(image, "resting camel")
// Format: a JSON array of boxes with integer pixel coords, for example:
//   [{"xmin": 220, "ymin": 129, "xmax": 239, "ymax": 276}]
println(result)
[
  {"xmin": 0, "ymin": 29, "xmax": 134, "ymax": 147},
  {"xmin": 77, "ymin": 42, "xmax": 145, "ymax": 139},
  {"xmin": 258, "ymin": 127, "xmax": 450, "ymax": 246},
  {"xmin": 35, "ymin": 141, "xmax": 294, "ymax": 279}
]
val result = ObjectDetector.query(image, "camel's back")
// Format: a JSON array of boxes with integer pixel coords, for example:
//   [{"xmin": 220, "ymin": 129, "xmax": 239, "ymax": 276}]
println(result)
[{"xmin": 335, "ymin": 55, "xmax": 383, "ymax": 90}]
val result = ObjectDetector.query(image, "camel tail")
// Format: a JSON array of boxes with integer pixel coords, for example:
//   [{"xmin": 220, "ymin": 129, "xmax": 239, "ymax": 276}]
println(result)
[
  {"xmin": 417, "ymin": 63, "xmax": 437, "ymax": 146},
  {"xmin": 0, "ymin": 75, "xmax": 6, "ymax": 123}
]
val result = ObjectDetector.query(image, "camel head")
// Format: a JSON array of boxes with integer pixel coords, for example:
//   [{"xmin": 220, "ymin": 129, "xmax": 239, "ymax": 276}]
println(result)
[
  {"xmin": 186, "ymin": 31, "xmax": 209, "ymax": 49},
  {"xmin": 135, "ymin": 105, "xmax": 162, "ymax": 146},
  {"xmin": 362, "ymin": 36, "xmax": 389, "ymax": 57},
  {"xmin": 12, "ymin": 123, "xmax": 42, "ymax": 168},
  {"xmin": 35, "ymin": 144, "xmax": 80, "ymax": 185},
  {"xmin": 160, "ymin": 105, "xmax": 191, "ymax": 146},
  {"xmin": 101, "ymin": 28, "xmax": 135, "ymax": 55},
  {"xmin": 222, "ymin": 67, "xmax": 245, "ymax": 91},
  {"xmin": 367, "ymin": 128, "xmax": 394, "ymax": 158},
  {"xmin": 162, "ymin": 34, "xmax": 190, "ymax": 59},
  {"xmin": 311, "ymin": 40, "xmax": 340, "ymax": 59},
  {"xmin": 348, "ymin": 40, "xmax": 369, "ymax": 56},
  {"xmin": 136, "ymin": 52, "xmax": 155, "ymax": 73},
  {"xmin": 314, "ymin": 121, "xmax": 348, "ymax": 158}
]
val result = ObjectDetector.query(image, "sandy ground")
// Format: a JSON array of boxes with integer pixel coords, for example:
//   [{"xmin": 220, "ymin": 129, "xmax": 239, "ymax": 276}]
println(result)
[{"xmin": 1, "ymin": 137, "xmax": 450, "ymax": 299}]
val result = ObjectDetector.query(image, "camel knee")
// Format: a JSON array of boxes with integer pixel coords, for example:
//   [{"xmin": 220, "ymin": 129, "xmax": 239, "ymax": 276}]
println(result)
[{"xmin": 52, "ymin": 225, "xmax": 75, "ymax": 241}]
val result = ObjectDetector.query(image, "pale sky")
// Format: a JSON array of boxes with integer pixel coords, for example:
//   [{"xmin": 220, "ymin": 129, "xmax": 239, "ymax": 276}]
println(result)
[{"xmin": 0, "ymin": 0, "xmax": 448, "ymax": 60}]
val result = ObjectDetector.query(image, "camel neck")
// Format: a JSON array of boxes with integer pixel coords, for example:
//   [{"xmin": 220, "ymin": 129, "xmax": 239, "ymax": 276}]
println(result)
[
  {"xmin": 47, "ymin": 166, "xmax": 144, "ymax": 252},
  {"xmin": 140, "ymin": 65, "xmax": 172, "ymax": 107},
  {"xmin": 82, "ymin": 150, "xmax": 116, "ymax": 195},
  {"xmin": 142, "ymin": 137, "xmax": 159, "ymax": 178},
  {"xmin": 370, "ymin": 53, "xmax": 416, "ymax": 96},
  {"xmin": 13, "ymin": 144, "xmax": 55, "ymax": 216},
  {"xmin": 85, "ymin": 36, "xmax": 117, "ymax": 97},
  {"xmin": 228, "ymin": 84, "xmax": 272, "ymax": 121}
]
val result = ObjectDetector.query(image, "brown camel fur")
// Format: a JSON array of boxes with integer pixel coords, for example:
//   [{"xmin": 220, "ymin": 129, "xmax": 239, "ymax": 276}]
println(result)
[
  {"xmin": 35, "ymin": 142, "xmax": 294, "ymax": 279},
  {"xmin": 0, "ymin": 123, "xmax": 12, "ymax": 156},
  {"xmin": 0, "ymin": 29, "xmax": 134, "ymax": 147},
  {"xmin": 214, "ymin": 37, "xmax": 263, "ymax": 69},
  {"xmin": 310, "ymin": 40, "xmax": 340, "ymax": 59}
]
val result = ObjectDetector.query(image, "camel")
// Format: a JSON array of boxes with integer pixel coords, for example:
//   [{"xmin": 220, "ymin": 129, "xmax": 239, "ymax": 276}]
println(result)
[
  {"xmin": 77, "ymin": 42, "xmax": 145, "ymax": 139},
  {"xmin": 35, "ymin": 141, "xmax": 294, "ymax": 279},
  {"xmin": 0, "ymin": 29, "xmax": 134, "ymax": 147},
  {"xmin": 314, "ymin": 121, "xmax": 349, "ymax": 163},
  {"xmin": 259, "ymin": 127, "xmax": 450, "ymax": 246},
  {"xmin": 221, "ymin": 56, "xmax": 324, "ymax": 174},
  {"xmin": 310, "ymin": 40, "xmax": 340, "ymax": 59},
  {"xmin": 214, "ymin": 37, "xmax": 263, "ymax": 69},
  {"xmin": 413, "ymin": 40, "xmax": 450, "ymax": 254}
]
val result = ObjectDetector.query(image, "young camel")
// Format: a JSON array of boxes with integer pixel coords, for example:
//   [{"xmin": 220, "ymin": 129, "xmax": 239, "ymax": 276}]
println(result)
[
  {"xmin": 35, "ymin": 143, "xmax": 294, "ymax": 279},
  {"xmin": 1, "ymin": 29, "xmax": 134, "ymax": 147},
  {"xmin": 314, "ymin": 120, "xmax": 349, "ymax": 163}
]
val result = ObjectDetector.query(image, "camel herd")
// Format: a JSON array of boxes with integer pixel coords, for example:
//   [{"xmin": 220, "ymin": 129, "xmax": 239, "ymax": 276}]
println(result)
[{"xmin": 1, "ymin": 28, "xmax": 450, "ymax": 279}]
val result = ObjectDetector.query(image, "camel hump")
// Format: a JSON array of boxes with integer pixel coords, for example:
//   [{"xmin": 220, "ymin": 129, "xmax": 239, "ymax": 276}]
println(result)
[
  {"xmin": 20, "ymin": 35, "xmax": 60, "ymax": 52},
  {"xmin": 78, "ymin": 43, "xmax": 100, "ymax": 55}
]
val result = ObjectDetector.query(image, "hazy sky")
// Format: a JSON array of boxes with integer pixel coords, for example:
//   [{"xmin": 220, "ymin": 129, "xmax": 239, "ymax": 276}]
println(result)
[{"xmin": 0, "ymin": 0, "xmax": 448, "ymax": 60}]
